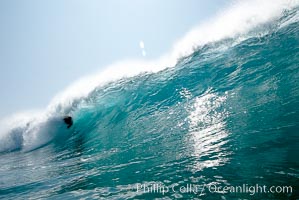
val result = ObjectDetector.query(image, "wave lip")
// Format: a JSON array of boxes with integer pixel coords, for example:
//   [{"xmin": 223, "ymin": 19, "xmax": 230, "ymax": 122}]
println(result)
[{"xmin": 172, "ymin": 0, "xmax": 299, "ymax": 58}]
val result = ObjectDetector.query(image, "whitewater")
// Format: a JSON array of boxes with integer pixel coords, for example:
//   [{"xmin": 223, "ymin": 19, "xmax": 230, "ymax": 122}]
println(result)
[{"xmin": 1, "ymin": 0, "xmax": 299, "ymax": 199}]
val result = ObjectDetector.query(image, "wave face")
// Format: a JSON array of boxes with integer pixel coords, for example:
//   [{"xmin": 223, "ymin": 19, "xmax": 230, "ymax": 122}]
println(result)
[{"xmin": 1, "ymin": 3, "xmax": 299, "ymax": 200}]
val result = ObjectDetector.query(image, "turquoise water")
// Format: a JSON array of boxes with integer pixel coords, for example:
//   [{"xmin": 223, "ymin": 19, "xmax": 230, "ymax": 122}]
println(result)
[{"xmin": 1, "ymin": 5, "xmax": 299, "ymax": 200}]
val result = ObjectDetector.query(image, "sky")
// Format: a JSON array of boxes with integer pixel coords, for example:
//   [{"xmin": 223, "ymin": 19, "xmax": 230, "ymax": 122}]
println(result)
[{"xmin": 0, "ymin": 0, "xmax": 231, "ymax": 118}]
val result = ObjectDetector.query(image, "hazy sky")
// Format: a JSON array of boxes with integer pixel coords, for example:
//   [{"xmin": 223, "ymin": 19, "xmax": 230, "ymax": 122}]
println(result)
[{"xmin": 0, "ymin": 0, "xmax": 230, "ymax": 118}]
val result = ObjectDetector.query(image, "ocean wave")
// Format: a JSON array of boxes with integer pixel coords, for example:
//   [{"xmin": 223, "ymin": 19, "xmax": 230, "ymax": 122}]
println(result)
[{"xmin": 0, "ymin": 0, "xmax": 298, "ymax": 153}]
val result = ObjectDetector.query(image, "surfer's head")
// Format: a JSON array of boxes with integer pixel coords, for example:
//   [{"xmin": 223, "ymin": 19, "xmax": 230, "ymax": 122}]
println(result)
[{"xmin": 63, "ymin": 116, "xmax": 73, "ymax": 128}]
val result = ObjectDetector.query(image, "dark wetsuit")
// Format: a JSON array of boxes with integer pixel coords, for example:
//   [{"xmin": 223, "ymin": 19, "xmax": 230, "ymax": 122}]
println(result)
[{"xmin": 63, "ymin": 116, "xmax": 73, "ymax": 128}]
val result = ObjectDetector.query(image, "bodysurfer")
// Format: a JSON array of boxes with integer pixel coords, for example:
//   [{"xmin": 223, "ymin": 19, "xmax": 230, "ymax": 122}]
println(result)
[{"xmin": 63, "ymin": 116, "xmax": 73, "ymax": 128}]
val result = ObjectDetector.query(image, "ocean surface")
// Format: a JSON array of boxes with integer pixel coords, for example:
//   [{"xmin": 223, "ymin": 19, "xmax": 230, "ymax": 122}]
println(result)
[{"xmin": 1, "ymin": 1, "xmax": 299, "ymax": 199}]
